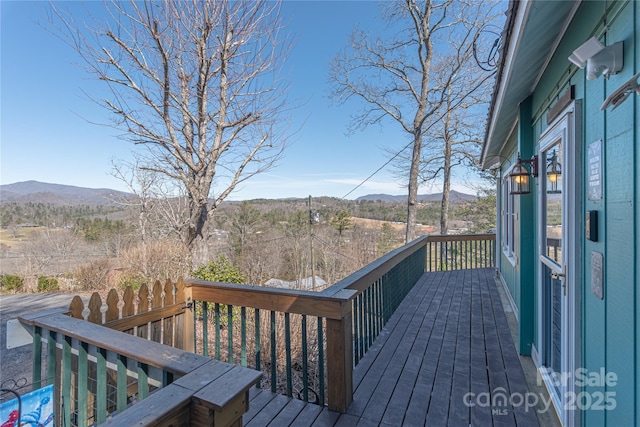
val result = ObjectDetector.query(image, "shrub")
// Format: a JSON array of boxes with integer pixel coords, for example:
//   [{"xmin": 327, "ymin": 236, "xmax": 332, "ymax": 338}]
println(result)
[
  {"xmin": 118, "ymin": 240, "xmax": 191, "ymax": 280},
  {"xmin": 1, "ymin": 274, "xmax": 24, "ymax": 292},
  {"xmin": 192, "ymin": 256, "xmax": 247, "ymax": 325},
  {"xmin": 73, "ymin": 258, "xmax": 113, "ymax": 290},
  {"xmin": 118, "ymin": 274, "xmax": 147, "ymax": 291},
  {"xmin": 191, "ymin": 255, "xmax": 247, "ymax": 284},
  {"xmin": 37, "ymin": 276, "xmax": 59, "ymax": 292}
]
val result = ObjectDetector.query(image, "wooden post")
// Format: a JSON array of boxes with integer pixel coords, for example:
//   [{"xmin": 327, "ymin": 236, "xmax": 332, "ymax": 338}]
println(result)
[
  {"xmin": 325, "ymin": 298, "xmax": 353, "ymax": 413},
  {"xmin": 182, "ymin": 280, "xmax": 195, "ymax": 352}
]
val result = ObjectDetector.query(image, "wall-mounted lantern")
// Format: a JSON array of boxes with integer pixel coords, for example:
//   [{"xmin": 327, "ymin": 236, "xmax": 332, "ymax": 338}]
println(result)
[
  {"xmin": 546, "ymin": 150, "xmax": 562, "ymax": 193},
  {"xmin": 509, "ymin": 154, "xmax": 538, "ymax": 195}
]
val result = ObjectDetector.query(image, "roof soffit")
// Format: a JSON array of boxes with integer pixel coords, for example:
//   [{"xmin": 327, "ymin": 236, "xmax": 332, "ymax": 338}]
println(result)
[{"xmin": 482, "ymin": 0, "xmax": 578, "ymax": 169}]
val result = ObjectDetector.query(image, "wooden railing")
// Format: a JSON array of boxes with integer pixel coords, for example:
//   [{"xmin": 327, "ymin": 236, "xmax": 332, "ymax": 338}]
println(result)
[
  {"xmin": 186, "ymin": 278, "xmax": 356, "ymax": 412},
  {"xmin": 188, "ymin": 234, "xmax": 494, "ymax": 413},
  {"xmin": 20, "ymin": 233, "xmax": 495, "ymax": 424},
  {"xmin": 19, "ymin": 285, "xmax": 258, "ymax": 426},
  {"xmin": 425, "ymin": 233, "xmax": 496, "ymax": 271}
]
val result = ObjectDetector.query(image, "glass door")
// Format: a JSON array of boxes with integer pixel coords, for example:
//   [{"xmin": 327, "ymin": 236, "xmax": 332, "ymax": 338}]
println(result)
[
  {"xmin": 540, "ymin": 141, "xmax": 566, "ymax": 402},
  {"xmin": 537, "ymin": 103, "xmax": 579, "ymax": 427}
]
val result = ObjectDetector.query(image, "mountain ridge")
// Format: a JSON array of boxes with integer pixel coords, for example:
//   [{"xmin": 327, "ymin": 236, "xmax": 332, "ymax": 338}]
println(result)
[
  {"xmin": 0, "ymin": 180, "xmax": 132, "ymax": 206},
  {"xmin": 356, "ymin": 190, "xmax": 476, "ymax": 203},
  {"xmin": 0, "ymin": 180, "xmax": 477, "ymax": 205}
]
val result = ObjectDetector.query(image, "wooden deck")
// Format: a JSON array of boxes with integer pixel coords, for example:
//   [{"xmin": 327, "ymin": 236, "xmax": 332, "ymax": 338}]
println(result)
[{"xmin": 243, "ymin": 268, "xmax": 539, "ymax": 426}]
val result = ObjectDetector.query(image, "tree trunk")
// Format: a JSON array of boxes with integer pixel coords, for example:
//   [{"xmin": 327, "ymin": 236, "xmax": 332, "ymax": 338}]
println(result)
[
  {"xmin": 187, "ymin": 201, "xmax": 210, "ymax": 266},
  {"xmin": 405, "ymin": 133, "xmax": 422, "ymax": 243},
  {"xmin": 190, "ymin": 234, "xmax": 209, "ymax": 268},
  {"xmin": 440, "ymin": 138, "xmax": 452, "ymax": 234}
]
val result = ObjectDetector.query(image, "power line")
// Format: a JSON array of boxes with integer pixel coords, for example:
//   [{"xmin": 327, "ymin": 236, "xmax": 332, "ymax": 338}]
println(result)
[
  {"xmin": 311, "ymin": 234, "xmax": 358, "ymax": 262},
  {"xmin": 339, "ymin": 71, "xmax": 497, "ymax": 201}
]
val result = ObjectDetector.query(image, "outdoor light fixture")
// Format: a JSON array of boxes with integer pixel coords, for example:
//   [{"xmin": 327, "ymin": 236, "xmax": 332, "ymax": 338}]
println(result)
[
  {"xmin": 509, "ymin": 154, "xmax": 538, "ymax": 195},
  {"xmin": 601, "ymin": 72, "xmax": 640, "ymax": 111},
  {"xmin": 546, "ymin": 150, "xmax": 562, "ymax": 193},
  {"xmin": 568, "ymin": 36, "xmax": 623, "ymax": 80}
]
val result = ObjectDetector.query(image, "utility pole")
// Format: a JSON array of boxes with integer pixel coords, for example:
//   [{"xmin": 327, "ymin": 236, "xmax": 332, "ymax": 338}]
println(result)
[{"xmin": 308, "ymin": 195, "xmax": 319, "ymax": 290}]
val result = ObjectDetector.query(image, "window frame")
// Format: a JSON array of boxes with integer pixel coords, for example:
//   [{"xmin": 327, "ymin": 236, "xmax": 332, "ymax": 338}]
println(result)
[{"xmin": 502, "ymin": 173, "xmax": 516, "ymax": 262}]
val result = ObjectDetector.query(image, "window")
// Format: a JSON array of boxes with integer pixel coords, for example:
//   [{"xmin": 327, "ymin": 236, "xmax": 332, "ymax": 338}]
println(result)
[{"xmin": 502, "ymin": 175, "xmax": 515, "ymax": 258}]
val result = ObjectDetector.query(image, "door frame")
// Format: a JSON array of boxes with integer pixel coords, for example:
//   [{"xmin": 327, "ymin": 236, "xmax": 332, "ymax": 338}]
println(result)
[{"xmin": 535, "ymin": 101, "xmax": 582, "ymax": 427}]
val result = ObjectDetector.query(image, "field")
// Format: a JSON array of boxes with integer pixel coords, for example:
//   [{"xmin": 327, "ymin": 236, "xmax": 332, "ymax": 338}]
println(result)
[
  {"xmin": 350, "ymin": 217, "xmax": 435, "ymax": 234},
  {"xmin": 0, "ymin": 226, "xmax": 46, "ymax": 251}
]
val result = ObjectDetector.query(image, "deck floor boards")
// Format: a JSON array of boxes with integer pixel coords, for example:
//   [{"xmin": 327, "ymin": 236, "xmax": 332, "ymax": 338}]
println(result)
[{"xmin": 243, "ymin": 268, "xmax": 539, "ymax": 426}]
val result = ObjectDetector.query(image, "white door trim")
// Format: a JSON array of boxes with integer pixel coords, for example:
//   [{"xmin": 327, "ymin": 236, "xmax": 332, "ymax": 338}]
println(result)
[{"xmin": 536, "ymin": 100, "xmax": 582, "ymax": 427}]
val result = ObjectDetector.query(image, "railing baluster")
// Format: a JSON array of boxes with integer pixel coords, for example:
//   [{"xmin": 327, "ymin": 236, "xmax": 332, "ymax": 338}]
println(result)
[
  {"xmin": 377, "ymin": 279, "xmax": 383, "ymax": 336},
  {"xmin": 367, "ymin": 287, "xmax": 373, "ymax": 349},
  {"xmin": 138, "ymin": 362, "xmax": 149, "ymax": 401},
  {"xmin": 116, "ymin": 354, "xmax": 128, "ymax": 413},
  {"xmin": 96, "ymin": 347, "xmax": 107, "ymax": 424},
  {"xmin": 465, "ymin": 240, "xmax": 469, "ymax": 269},
  {"xmin": 62, "ymin": 335, "xmax": 72, "ymax": 427},
  {"xmin": 472, "ymin": 240, "xmax": 476, "ymax": 268},
  {"xmin": 361, "ymin": 291, "xmax": 367, "ymax": 355},
  {"xmin": 193, "ymin": 301, "xmax": 198, "ymax": 355},
  {"xmin": 32, "ymin": 326, "xmax": 42, "ymax": 387},
  {"xmin": 215, "ymin": 303, "xmax": 221, "ymax": 360},
  {"xmin": 353, "ymin": 296, "xmax": 359, "ymax": 365},
  {"xmin": 302, "ymin": 315, "xmax": 308, "ymax": 402},
  {"xmin": 270, "ymin": 310, "xmax": 277, "ymax": 393},
  {"xmin": 241, "ymin": 307, "xmax": 247, "ymax": 367},
  {"xmin": 47, "ymin": 331, "xmax": 56, "ymax": 386},
  {"xmin": 358, "ymin": 293, "xmax": 367, "ymax": 360},
  {"xmin": 317, "ymin": 316, "xmax": 325, "ymax": 406},
  {"xmin": 78, "ymin": 341, "xmax": 89, "ymax": 426},
  {"xmin": 227, "ymin": 305, "xmax": 234, "ymax": 363},
  {"xmin": 255, "ymin": 308, "xmax": 261, "ymax": 388},
  {"xmin": 485, "ymin": 239, "xmax": 488, "ymax": 267},
  {"xmin": 202, "ymin": 301, "xmax": 209, "ymax": 357},
  {"xmin": 285, "ymin": 312, "xmax": 292, "ymax": 397}
]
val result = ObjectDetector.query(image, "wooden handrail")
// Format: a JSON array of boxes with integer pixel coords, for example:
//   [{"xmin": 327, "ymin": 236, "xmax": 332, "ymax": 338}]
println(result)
[
  {"xmin": 20, "ymin": 313, "xmax": 208, "ymax": 376},
  {"xmin": 322, "ymin": 236, "xmax": 429, "ymax": 297},
  {"xmin": 426, "ymin": 233, "xmax": 496, "ymax": 242},
  {"xmin": 185, "ymin": 279, "xmax": 357, "ymax": 319}
]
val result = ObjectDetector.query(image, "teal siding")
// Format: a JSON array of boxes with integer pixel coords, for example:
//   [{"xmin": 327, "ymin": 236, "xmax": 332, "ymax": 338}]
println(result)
[
  {"xmin": 498, "ymin": 110, "xmax": 537, "ymax": 355},
  {"xmin": 603, "ymin": 5, "xmax": 636, "ymax": 426},
  {"xmin": 496, "ymin": 1, "xmax": 638, "ymax": 425},
  {"xmin": 499, "ymin": 135, "xmax": 520, "ymax": 316},
  {"xmin": 526, "ymin": 1, "xmax": 638, "ymax": 426},
  {"xmin": 518, "ymin": 97, "xmax": 536, "ymax": 356},
  {"xmin": 636, "ymin": 3, "xmax": 640, "ymax": 425}
]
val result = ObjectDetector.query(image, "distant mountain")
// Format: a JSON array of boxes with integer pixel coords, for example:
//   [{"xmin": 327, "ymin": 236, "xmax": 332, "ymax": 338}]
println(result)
[
  {"xmin": 0, "ymin": 180, "xmax": 478, "ymax": 206},
  {"xmin": 0, "ymin": 181, "xmax": 132, "ymax": 206},
  {"xmin": 356, "ymin": 190, "xmax": 477, "ymax": 203}
]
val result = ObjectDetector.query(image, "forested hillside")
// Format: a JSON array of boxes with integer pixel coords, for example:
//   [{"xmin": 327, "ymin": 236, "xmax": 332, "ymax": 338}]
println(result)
[{"xmin": 0, "ymin": 183, "xmax": 494, "ymax": 294}]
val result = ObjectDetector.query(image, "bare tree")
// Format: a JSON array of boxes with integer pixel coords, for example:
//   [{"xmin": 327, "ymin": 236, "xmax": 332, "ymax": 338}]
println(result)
[
  {"xmin": 111, "ymin": 158, "xmax": 158, "ymax": 244},
  {"xmin": 111, "ymin": 158, "xmax": 158, "ymax": 275},
  {"xmin": 51, "ymin": 0, "xmax": 293, "ymax": 262},
  {"xmin": 419, "ymin": 53, "xmax": 492, "ymax": 234},
  {"xmin": 330, "ymin": 0, "xmax": 499, "ymax": 242}
]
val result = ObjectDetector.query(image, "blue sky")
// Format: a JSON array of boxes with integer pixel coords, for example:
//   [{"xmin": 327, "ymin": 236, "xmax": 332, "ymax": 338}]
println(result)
[{"xmin": 1, "ymin": 1, "xmax": 489, "ymax": 200}]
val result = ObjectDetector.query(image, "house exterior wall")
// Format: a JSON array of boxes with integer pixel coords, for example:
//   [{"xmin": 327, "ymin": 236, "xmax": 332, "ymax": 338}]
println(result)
[
  {"xmin": 499, "ymin": 132, "xmax": 520, "ymax": 317},
  {"xmin": 496, "ymin": 1, "xmax": 638, "ymax": 425}
]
